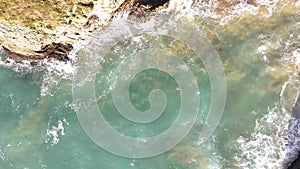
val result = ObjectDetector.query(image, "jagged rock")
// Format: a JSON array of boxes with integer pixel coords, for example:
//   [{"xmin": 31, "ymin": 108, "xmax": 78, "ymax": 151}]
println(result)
[
  {"xmin": 0, "ymin": 0, "xmax": 173, "ymax": 61},
  {"xmin": 36, "ymin": 43, "xmax": 73, "ymax": 61},
  {"xmin": 1, "ymin": 0, "xmax": 298, "ymax": 63},
  {"xmin": 128, "ymin": 0, "xmax": 170, "ymax": 22},
  {"xmin": 133, "ymin": 0, "xmax": 169, "ymax": 10},
  {"xmin": 0, "ymin": 0, "xmax": 126, "ymax": 61},
  {"xmin": 2, "ymin": 42, "xmax": 73, "ymax": 61}
]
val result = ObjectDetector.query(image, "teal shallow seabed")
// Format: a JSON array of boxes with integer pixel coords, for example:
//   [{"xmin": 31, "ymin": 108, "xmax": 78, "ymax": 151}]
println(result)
[{"xmin": 0, "ymin": 1, "xmax": 300, "ymax": 169}]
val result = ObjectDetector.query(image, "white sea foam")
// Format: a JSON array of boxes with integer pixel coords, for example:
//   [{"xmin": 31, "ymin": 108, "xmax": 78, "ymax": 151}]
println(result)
[
  {"xmin": 292, "ymin": 49, "xmax": 300, "ymax": 66},
  {"xmin": 41, "ymin": 58, "xmax": 75, "ymax": 76},
  {"xmin": 296, "ymin": 0, "xmax": 300, "ymax": 8},
  {"xmin": 257, "ymin": 45, "xmax": 270, "ymax": 64},
  {"xmin": 283, "ymin": 72, "xmax": 300, "ymax": 167},
  {"xmin": 256, "ymin": 0, "xmax": 279, "ymax": 16},
  {"xmin": 235, "ymin": 74, "xmax": 300, "ymax": 168},
  {"xmin": 285, "ymin": 117, "xmax": 300, "ymax": 165},
  {"xmin": 0, "ymin": 148, "xmax": 5, "ymax": 161},
  {"xmin": 167, "ymin": 0, "xmax": 193, "ymax": 12},
  {"xmin": 0, "ymin": 45, "xmax": 78, "ymax": 99},
  {"xmin": 189, "ymin": 0, "xmax": 281, "ymax": 26},
  {"xmin": 45, "ymin": 118, "xmax": 69, "ymax": 145},
  {"xmin": 235, "ymin": 106, "xmax": 290, "ymax": 169},
  {"xmin": 0, "ymin": 48, "xmax": 75, "ymax": 78}
]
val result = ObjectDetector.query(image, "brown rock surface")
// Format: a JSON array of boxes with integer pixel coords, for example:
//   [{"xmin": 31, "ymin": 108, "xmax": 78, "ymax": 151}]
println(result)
[{"xmin": 0, "ymin": 0, "xmax": 127, "ymax": 61}]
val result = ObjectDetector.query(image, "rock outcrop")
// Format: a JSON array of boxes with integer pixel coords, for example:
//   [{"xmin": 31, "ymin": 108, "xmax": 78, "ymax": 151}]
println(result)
[
  {"xmin": 0, "ymin": 0, "xmax": 173, "ymax": 61},
  {"xmin": 0, "ymin": 0, "xmax": 127, "ymax": 61}
]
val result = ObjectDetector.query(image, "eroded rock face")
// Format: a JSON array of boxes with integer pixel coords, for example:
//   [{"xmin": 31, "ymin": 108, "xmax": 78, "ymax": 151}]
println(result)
[
  {"xmin": 0, "ymin": 0, "xmax": 299, "ymax": 63},
  {"xmin": 0, "ymin": 0, "xmax": 126, "ymax": 61},
  {"xmin": 119, "ymin": 0, "xmax": 170, "ymax": 23},
  {"xmin": 0, "ymin": 0, "xmax": 174, "ymax": 61}
]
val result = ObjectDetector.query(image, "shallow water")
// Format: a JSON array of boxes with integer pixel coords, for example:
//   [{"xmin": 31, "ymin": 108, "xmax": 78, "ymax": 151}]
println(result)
[{"xmin": 0, "ymin": 1, "xmax": 300, "ymax": 169}]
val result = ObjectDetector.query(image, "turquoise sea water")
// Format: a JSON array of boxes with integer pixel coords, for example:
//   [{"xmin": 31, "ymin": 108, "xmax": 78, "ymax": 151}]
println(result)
[{"xmin": 1, "ymin": 1, "xmax": 300, "ymax": 169}]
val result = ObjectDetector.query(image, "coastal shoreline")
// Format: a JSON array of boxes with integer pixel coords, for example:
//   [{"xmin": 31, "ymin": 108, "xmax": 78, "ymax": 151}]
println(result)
[{"xmin": 1, "ymin": 0, "xmax": 300, "ymax": 168}]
